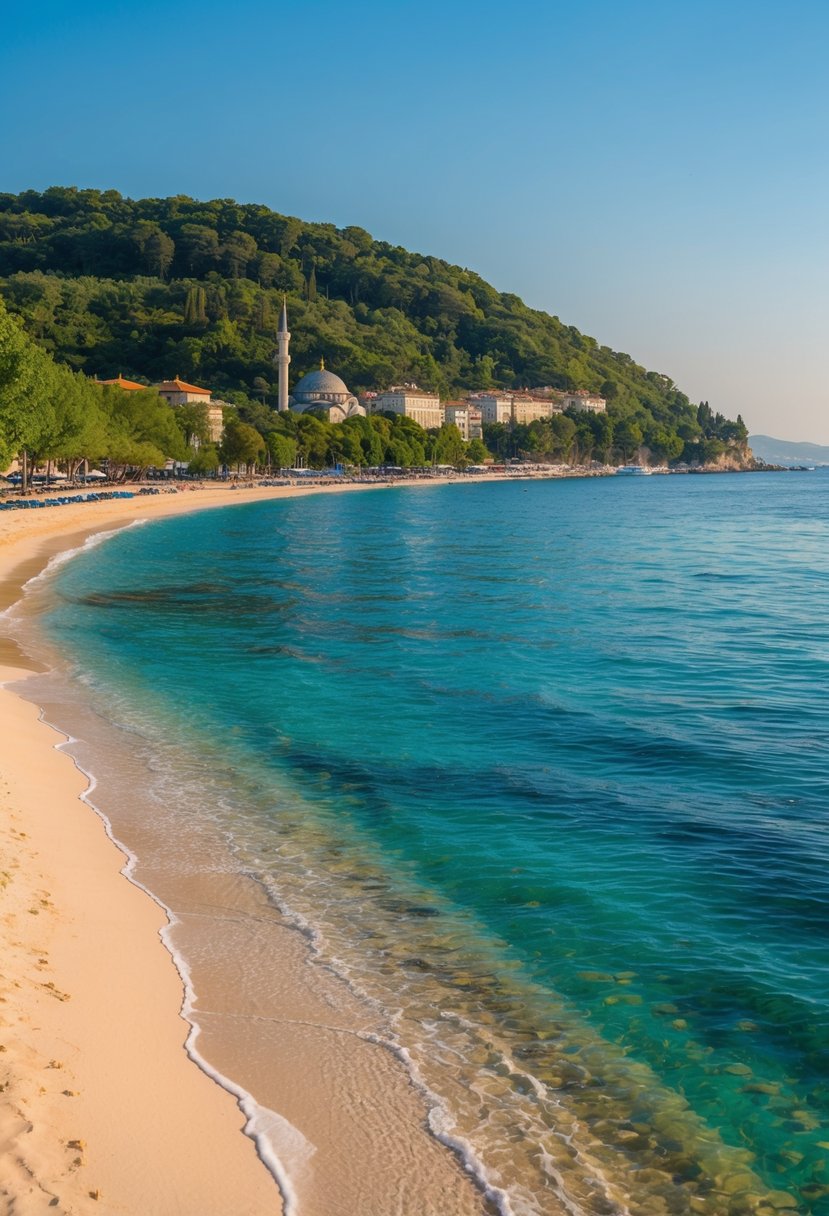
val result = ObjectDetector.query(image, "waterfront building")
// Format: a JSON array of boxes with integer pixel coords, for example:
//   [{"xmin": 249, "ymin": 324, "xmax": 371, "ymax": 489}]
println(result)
[
  {"xmin": 559, "ymin": 391, "xmax": 607, "ymax": 413},
  {"xmin": 476, "ymin": 393, "xmax": 556, "ymax": 425},
  {"xmin": 373, "ymin": 386, "xmax": 443, "ymax": 429},
  {"xmin": 156, "ymin": 377, "xmax": 225, "ymax": 442},
  {"xmin": 442, "ymin": 403, "xmax": 483, "ymax": 441},
  {"xmin": 275, "ymin": 301, "xmax": 365, "ymax": 422},
  {"xmin": 511, "ymin": 395, "xmax": 556, "ymax": 425},
  {"xmin": 443, "ymin": 402, "xmax": 471, "ymax": 439},
  {"xmin": 476, "ymin": 394, "xmax": 514, "ymax": 425}
]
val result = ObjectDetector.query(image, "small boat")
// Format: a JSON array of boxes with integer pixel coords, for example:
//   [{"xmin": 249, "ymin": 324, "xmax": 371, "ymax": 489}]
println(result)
[{"xmin": 615, "ymin": 464, "xmax": 651, "ymax": 476}]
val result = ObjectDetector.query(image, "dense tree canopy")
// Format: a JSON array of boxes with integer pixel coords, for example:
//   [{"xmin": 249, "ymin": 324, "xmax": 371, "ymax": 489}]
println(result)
[
  {"xmin": 0, "ymin": 298, "xmax": 187, "ymax": 480},
  {"xmin": 0, "ymin": 187, "xmax": 750, "ymax": 467},
  {"xmin": 0, "ymin": 187, "xmax": 752, "ymax": 470}
]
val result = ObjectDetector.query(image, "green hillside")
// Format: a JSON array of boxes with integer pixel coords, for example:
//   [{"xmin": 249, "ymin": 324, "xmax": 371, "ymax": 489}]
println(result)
[{"xmin": 0, "ymin": 186, "xmax": 748, "ymax": 465}]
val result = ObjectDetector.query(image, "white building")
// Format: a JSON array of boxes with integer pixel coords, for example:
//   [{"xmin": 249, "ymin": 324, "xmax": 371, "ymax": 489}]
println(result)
[
  {"xmin": 476, "ymin": 393, "xmax": 555, "ymax": 425},
  {"xmin": 476, "ymin": 394, "xmax": 514, "ymax": 424},
  {"xmin": 443, "ymin": 402, "xmax": 471, "ymax": 439},
  {"xmin": 373, "ymin": 386, "xmax": 443, "ymax": 429},
  {"xmin": 559, "ymin": 391, "xmax": 607, "ymax": 414},
  {"xmin": 511, "ymin": 395, "xmax": 556, "ymax": 425}
]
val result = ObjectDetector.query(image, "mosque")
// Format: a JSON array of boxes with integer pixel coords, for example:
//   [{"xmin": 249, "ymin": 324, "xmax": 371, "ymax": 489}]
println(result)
[{"xmin": 275, "ymin": 301, "xmax": 365, "ymax": 422}]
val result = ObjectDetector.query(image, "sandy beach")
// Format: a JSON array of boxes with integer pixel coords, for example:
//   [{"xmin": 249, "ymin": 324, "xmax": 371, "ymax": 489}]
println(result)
[{"xmin": 0, "ymin": 482, "xmax": 489, "ymax": 1216}]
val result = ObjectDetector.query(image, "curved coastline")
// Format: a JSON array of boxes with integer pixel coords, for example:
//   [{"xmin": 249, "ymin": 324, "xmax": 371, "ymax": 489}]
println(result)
[
  {"xmin": 0, "ymin": 481, "xmax": 494, "ymax": 1216},
  {"xmin": 1, "ymin": 475, "xmax": 811, "ymax": 1216}
]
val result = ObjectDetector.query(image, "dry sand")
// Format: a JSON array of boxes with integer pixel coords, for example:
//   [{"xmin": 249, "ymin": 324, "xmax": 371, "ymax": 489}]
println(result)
[{"xmin": 0, "ymin": 482, "xmax": 489, "ymax": 1216}]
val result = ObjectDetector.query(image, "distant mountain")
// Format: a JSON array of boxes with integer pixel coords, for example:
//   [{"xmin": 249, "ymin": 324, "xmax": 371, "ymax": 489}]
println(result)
[{"xmin": 749, "ymin": 435, "xmax": 829, "ymax": 467}]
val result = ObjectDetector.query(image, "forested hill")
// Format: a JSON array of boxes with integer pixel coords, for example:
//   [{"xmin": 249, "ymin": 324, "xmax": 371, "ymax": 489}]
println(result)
[{"xmin": 0, "ymin": 186, "xmax": 747, "ymax": 464}]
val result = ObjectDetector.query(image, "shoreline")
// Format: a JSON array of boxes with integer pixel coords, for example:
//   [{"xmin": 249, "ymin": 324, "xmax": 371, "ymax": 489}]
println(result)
[
  {"xmin": 0, "ymin": 663, "xmax": 284, "ymax": 1215},
  {"xmin": 0, "ymin": 469, "xmax": 793, "ymax": 1215},
  {"xmin": 0, "ymin": 479, "xmax": 492, "ymax": 1216}
]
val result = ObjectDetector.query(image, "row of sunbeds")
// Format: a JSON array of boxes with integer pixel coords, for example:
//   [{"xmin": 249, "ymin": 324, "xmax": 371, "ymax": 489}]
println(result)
[{"xmin": 0, "ymin": 488, "xmax": 163, "ymax": 511}]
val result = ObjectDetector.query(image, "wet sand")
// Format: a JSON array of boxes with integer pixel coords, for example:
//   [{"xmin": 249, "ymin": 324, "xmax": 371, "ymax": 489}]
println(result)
[{"xmin": 0, "ymin": 482, "xmax": 489, "ymax": 1216}]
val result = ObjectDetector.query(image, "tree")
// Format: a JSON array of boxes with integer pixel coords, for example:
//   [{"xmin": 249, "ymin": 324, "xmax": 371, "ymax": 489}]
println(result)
[
  {"xmin": 466, "ymin": 437, "xmax": 490, "ymax": 463},
  {"xmin": 145, "ymin": 228, "xmax": 175, "ymax": 278},
  {"xmin": 179, "ymin": 224, "xmax": 220, "ymax": 275},
  {"xmin": 184, "ymin": 285, "xmax": 207, "ymax": 325},
  {"xmin": 549, "ymin": 414, "xmax": 577, "ymax": 462},
  {"xmin": 266, "ymin": 431, "xmax": 297, "ymax": 470},
  {"xmin": 188, "ymin": 446, "xmax": 220, "ymax": 476},
  {"xmin": 644, "ymin": 422, "xmax": 683, "ymax": 463},
  {"xmin": 292, "ymin": 414, "xmax": 331, "ymax": 467},
  {"xmin": 482, "ymin": 422, "xmax": 510, "ymax": 459},
  {"xmin": 279, "ymin": 217, "xmax": 302, "ymax": 257},
  {"xmin": 221, "ymin": 231, "xmax": 258, "ymax": 280},
  {"xmin": 574, "ymin": 417, "xmax": 596, "ymax": 464},
  {"xmin": 335, "ymin": 427, "xmax": 365, "ymax": 466},
  {"xmin": 175, "ymin": 401, "xmax": 211, "ymax": 447},
  {"xmin": 131, "ymin": 223, "xmax": 174, "ymax": 278},
  {"xmin": 433, "ymin": 422, "xmax": 466, "ymax": 467},
  {"xmin": 235, "ymin": 396, "xmax": 276, "ymax": 434},
  {"xmin": 220, "ymin": 417, "xmax": 265, "ymax": 472},
  {"xmin": 254, "ymin": 252, "xmax": 283, "ymax": 288},
  {"xmin": 0, "ymin": 301, "xmax": 56, "ymax": 478},
  {"xmin": 614, "ymin": 418, "xmax": 644, "ymax": 461},
  {"xmin": 252, "ymin": 375, "xmax": 270, "ymax": 402},
  {"xmin": 102, "ymin": 386, "xmax": 187, "ymax": 478},
  {"xmin": 40, "ymin": 364, "xmax": 109, "ymax": 475}
]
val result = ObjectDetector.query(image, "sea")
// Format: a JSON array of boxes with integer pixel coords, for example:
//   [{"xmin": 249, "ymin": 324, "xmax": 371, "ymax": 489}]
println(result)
[{"xmin": 9, "ymin": 470, "xmax": 829, "ymax": 1216}]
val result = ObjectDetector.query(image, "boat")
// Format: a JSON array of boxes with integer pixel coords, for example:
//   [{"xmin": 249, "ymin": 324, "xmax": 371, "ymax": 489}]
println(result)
[{"xmin": 615, "ymin": 464, "xmax": 651, "ymax": 476}]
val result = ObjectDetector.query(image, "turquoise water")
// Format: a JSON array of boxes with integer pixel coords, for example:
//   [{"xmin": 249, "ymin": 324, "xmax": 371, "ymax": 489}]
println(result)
[{"xmin": 37, "ymin": 473, "xmax": 829, "ymax": 1214}]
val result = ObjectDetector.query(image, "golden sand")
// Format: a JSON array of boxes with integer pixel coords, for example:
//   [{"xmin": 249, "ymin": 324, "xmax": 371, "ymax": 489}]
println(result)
[{"xmin": 0, "ymin": 482, "xmax": 488, "ymax": 1216}]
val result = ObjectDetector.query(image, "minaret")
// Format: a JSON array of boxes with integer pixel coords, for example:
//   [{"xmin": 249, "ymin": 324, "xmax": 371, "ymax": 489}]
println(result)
[{"xmin": 276, "ymin": 297, "xmax": 291, "ymax": 412}]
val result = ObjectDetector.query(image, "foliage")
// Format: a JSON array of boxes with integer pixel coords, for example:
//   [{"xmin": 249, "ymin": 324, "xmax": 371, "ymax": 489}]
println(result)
[
  {"xmin": 0, "ymin": 303, "xmax": 55, "ymax": 466},
  {"xmin": 220, "ymin": 417, "xmax": 265, "ymax": 471},
  {"xmin": 0, "ymin": 297, "xmax": 190, "ymax": 478},
  {"xmin": 187, "ymin": 445, "xmax": 220, "ymax": 476},
  {"xmin": 0, "ymin": 187, "xmax": 750, "ymax": 467},
  {"xmin": 266, "ymin": 430, "xmax": 298, "ymax": 470},
  {"xmin": 174, "ymin": 400, "xmax": 211, "ymax": 446}
]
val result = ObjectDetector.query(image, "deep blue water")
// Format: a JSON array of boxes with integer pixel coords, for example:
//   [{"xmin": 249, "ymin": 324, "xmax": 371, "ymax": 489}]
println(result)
[{"xmin": 39, "ymin": 472, "xmax": 829, "ymax": 1214}]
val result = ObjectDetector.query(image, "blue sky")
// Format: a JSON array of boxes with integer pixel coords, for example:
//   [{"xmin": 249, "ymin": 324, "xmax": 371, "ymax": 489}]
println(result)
[{"xmin": 3, "ymin": 0, "xmax": 828, "ymax": 440}]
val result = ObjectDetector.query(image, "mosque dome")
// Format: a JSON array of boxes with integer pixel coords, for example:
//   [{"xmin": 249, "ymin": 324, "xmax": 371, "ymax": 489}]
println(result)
[
  {"xmin": 280, "ymin": 340, "xmax": 366, "ymax": 421},
  {"xmin": 293, "ymin": 367, "xmax": 350, "ymax": 400}
]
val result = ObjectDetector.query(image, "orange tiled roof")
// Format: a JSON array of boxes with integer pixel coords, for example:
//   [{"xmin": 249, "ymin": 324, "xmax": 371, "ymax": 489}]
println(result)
[
  {"xmin": 156, "ymin": 378, "xmax": 211, "ymax": 395},
  {"xmin": 98, "ymin": 375, "xmax": 146, "ymax": 391}
]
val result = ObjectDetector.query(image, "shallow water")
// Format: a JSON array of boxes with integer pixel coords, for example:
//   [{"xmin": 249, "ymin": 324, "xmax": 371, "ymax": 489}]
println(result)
[{"xmin": 18, "ymin": 472, "xmax": 829, "ymax": 1214}]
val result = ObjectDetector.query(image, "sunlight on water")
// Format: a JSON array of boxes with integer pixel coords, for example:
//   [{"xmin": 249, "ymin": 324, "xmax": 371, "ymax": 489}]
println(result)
[{"xmin": 28, "ymin": 472, "xmax": 829, "ymax": 1214}]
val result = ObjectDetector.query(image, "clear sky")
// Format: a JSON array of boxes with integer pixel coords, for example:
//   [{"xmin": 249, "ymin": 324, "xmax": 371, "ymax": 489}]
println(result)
[{"xmin": 3, "ymin": 0, "xmax": 828, "ymax": 441}]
